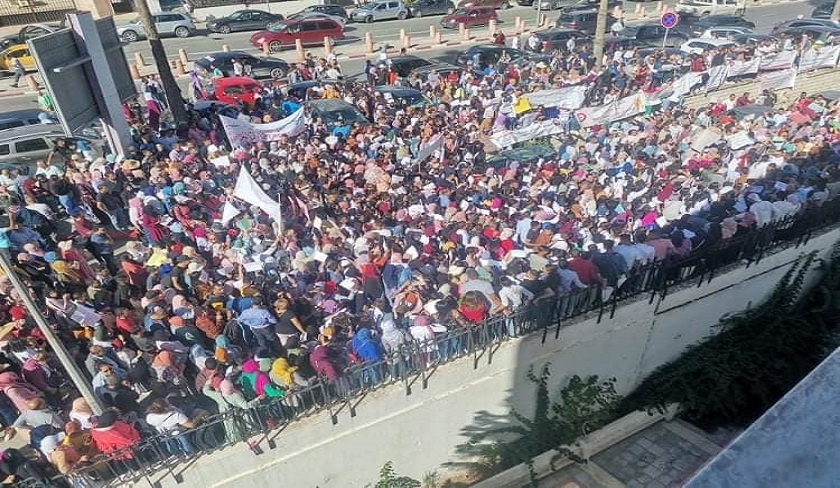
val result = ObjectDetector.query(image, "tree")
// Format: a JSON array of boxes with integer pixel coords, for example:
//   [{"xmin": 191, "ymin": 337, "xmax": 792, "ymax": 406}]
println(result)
[
  {"xmin": 133, "ymin": 0, "xmax": 188, "ymax": 123},
  {"xmin": 452, "ymin": 367, "xmax": 620, "ymax": 485},
  {"xmin": 367, "ymin": 462, "xmax": 422, "ymax": 488},
  {"xmin": 621, "ymin": 244, "xmax": 840, "ymax": 430},
  {"xmin": 592, "ymin": 0, "xmax": 611, "ymax": 65}
]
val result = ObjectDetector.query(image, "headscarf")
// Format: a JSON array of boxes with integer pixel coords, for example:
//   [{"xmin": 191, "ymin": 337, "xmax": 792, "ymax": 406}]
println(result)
[
  {"xmin": 72, "ymin": 398, "xmax": 93, "ymax": 415},
  {"xmin": 152, "ymin": 350, "xmax": 176, "ymax": 369},
  {"xmin": 350, "ymin": 328, "xmax": 382, "ymax": 363},
  {"xmin": 240, "ymin": 358, "xmax": 271, "ymax": 397},
  {"xmin": 269, "ymin": 358, "xmax": 297, "ymax": 387}
]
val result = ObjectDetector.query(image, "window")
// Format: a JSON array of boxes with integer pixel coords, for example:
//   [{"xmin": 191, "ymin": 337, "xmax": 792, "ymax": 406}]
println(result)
[
  {"xmin": 301, "ymin": 21, "xmax": 319, "ymax": 31},
  {"xmin": 0, "ymin": 121, "xmax": 24, "ymax": 131},
  {"xmin": 316, "ymin": 21, "xmax": 336, "ymax": 30},
  {"xmin": 15, "ymin": 138, "xmax": 49, "ymax": 153},
  {"xmin": 0, "ymin": 145, "xmax": 9, "ymax": 156}
]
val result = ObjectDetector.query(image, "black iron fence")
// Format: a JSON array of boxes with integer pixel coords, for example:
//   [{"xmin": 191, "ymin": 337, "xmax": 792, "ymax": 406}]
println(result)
[{"xmin": 18, "ymin": 198, "xmax": 840, "ymax": 488}]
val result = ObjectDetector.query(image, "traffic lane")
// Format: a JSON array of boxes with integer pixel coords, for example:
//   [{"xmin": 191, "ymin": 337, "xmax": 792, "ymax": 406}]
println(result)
[
  {"xmin": 119, "ymin": 0, "xmax": 808, "ymax": 63},
  {"xmin": 119, "ymin": 6, "xmax": 536, "ymax": 60}
]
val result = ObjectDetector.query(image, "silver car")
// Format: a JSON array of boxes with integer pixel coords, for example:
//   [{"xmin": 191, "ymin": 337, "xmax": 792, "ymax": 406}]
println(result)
[
  {"xmin": 350, "ymin": 0, "xmax": 410, "ymax": 23},
  {"xmin": 0, "ymin": 126, "xmax": 100, "ymax": 175},
  {"xmin": 117, "ymin": 12, "xmax": 196, "ymax": 42}
]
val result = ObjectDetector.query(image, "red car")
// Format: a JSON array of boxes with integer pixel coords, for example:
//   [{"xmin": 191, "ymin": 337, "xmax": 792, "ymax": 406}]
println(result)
[
  {"xmin": 250, "ymin": 17, "xmax": 345, "ymax": 52},
  {"xmin": 205, "ymin": 76, "xmax": 263, "ymax": 106},
  {"xmin": 440, "ymin": 7, "xmax": 497, "ymax": 29}
]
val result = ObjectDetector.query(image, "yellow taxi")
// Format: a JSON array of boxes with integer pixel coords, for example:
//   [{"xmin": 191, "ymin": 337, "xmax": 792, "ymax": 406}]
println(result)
[{"xmin": 0, "ymin": 44, "xmax": 36, "ymax": 73}]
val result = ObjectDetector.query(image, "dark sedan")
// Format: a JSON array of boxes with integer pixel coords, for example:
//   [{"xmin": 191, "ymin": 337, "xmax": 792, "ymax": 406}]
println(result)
[
  {"xmin": 454, "ymin": 44, "xmax": 526, "ymax": 68},
  {"xmin": 206, "ymin": 10, "xmax": 284, "ymax": 34},
  {"xmin": 410, "ymin": 0, "xmax": 456, "ymax": 17},
  {"xmin": 194, "ymin": 51, "xmax": 290, "ymax": 80},
  {"xmin": 410, "ymin": 62, "xmax": 484, "ymax": 80},
  {"xmin": 374, "ymin": 86, "xmax": 428, "ymax": 107}
]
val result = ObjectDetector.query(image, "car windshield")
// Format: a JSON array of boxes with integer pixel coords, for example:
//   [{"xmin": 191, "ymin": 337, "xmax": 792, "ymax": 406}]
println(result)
[
  {"xmin": 452, "ymin": 8, "xmax": 470, "ymax": 14},
  {"xmin": 268, "ymin": 22, "xmax": 288, "ymax": 32}
]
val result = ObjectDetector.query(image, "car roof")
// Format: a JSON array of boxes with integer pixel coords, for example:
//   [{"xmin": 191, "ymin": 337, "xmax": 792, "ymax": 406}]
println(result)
[
  {"xmin": 0, "ymin": 109, "xmax": 46, "ymax": 119},
  {"xmin": 390, "ymin": 55, "xmax": 429, "ymax": 62},
  {"xmin": 375, "ymin": 85, "xmax": 422, "ymax": 95},
  {"xmin": 214, "ymin": 76, "xmax": 261, "ymax": 86},
  {"xmin": 0, "ymin": 126, "xmax": 65, "ymax": 139},
  {"xmin": 685, "ymin": 37, "xmax": 736, "ymax": 45},
  {"xmin": 307, "ymin": 99, "xmax": 360, "ymax": 111}
]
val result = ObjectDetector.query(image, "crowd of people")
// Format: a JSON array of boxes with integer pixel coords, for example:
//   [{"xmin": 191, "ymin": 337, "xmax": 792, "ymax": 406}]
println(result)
[{"xmin": 0, "ymin": 29, "xmax": 838, "ymax": 485}]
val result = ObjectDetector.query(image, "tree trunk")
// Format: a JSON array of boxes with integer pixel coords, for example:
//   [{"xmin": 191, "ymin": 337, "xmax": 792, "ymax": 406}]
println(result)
[
  {"xmin": 832, "ymin": 0, "xmax": 840, "ymax": 22},
  {"xmin": 133, "ymin": 0, "xmax": 189, "ymax": 123},
  {"xmin": 592, "ymin": 0, "xmax": 610, "ymax": 66}
]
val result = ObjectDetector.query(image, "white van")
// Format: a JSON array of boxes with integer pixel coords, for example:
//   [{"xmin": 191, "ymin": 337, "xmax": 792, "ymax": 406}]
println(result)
[{"xmin": 675, "ymin": 0, "xmax": 743, "ymax": 16}]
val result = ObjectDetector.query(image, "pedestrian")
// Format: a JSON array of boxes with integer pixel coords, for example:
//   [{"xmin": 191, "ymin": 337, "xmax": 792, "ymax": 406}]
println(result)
[{"xmin": 10, "ymin": 56, "xmax": 25, "ymax": 88}]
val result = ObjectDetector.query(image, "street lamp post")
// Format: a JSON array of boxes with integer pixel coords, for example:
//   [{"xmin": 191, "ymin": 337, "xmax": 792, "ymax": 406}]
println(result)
[{"xmin": 0, "ymin": 255, "xmax": 104, "ymax": 415}]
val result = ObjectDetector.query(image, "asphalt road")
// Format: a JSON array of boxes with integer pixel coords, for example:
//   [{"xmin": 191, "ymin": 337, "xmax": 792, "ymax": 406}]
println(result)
[{"xmin": 0, "ymin": 0, "xmax": 817, "ymax": 112}]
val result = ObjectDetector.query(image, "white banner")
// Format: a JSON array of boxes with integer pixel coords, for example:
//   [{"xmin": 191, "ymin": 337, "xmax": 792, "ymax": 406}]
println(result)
[
  {"xmin": 525, "ymin": 85, "xmax": 589, "ymax": 110},
  {"xmin": 576, "ymin": 93, "xmax": 646, "ymax": 128},
  {"xmin": 690, "ymin": 128, "xmax": 722, "ymax": 151},
  {"xmin": 759, "ymin": 51, "xmax": 797, "ymax": 71},
  {"xmin": 726, "ymin": 131, "xmax": 755, "ymax": 150},
  {"xmin": 727, "ymin": 57, "xmax": 761, "ymax": 78},
  {"xmin": 233, "ymin": 167, "xmax": 283, "ymax": 221},
  {"xmin": 491, "ymin": 119, "xmax": 566, "ymax": 148},
  {"xmin": 761, "ymin": 68, "xmax": 797, "ymax": 91},
  {"xmin": 220, "ymin": 108, "xmax": 306, "ymax": 147},
  {"xmin": 799, "ymin": 46, "xmax": 840, "ymax": 72},
  {"xmin": 652, "ymin": 71, "xmax": 704, "ymax": 102},
  {"xmin": 706, "ymin": 65, "xmax": 729, "ymax": 91},
  {"xmin": 220, "ymin": 201, "xmax": 241, "ymax": 226},
  {"xmin": 414, "ymin": 133, "xmax": 443, "ymax": 163}
]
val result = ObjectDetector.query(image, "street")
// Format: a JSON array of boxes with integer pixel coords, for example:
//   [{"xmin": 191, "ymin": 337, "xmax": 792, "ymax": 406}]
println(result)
[{"xmin": 0, "ymin": 0, "xmax": 814, "ymax": 112}]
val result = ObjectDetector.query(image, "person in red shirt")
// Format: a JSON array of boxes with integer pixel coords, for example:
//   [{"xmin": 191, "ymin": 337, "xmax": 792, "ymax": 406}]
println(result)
[
  {"xmin": 567, "ymin": 251, "xmax": 603, "ymax": 286},
  {"xmin": 90, "ymin": 410, "xmax": 141, "ymax": 461}
]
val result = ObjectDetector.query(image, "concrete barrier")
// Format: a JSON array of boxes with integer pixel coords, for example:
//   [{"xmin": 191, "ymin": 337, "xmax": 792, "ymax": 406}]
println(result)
[
  {"xmin": 134, "ymin": 52, "xmax": 145, "ymax": 67},
  {"xmin": 221, "ymin": 44, "xmax": 230, "ymax": 52},
  {"xmin": 462, "ymin": 27, "xmax": 470, "ymax": 41},
  {"xmin": 365, "ymin": 32, "xmax": 373, "ymax": 54},
  {"xmin": 178, "ymin": 48, "xmax": 189, "ymax": 65},
  {"xmin": 295, "ymin": 39, "xmax": 305, "ymax": 62}
]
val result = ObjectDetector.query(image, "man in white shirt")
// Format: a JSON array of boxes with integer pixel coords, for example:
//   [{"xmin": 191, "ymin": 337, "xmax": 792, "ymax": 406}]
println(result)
[{"xmin": 498, "ymin": 276, "xmax": 534, "ymax": 337}]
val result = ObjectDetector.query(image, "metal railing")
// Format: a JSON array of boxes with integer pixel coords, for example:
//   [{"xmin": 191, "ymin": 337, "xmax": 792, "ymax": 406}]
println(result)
[{"xmin": 20, "ymin": 198, "xmax": 840, "ymax": 488}]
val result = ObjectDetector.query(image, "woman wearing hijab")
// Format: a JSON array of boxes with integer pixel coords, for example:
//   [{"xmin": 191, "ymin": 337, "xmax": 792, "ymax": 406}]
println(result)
[
  {"xmin": 269, "ymin": 357, "xmax": 311, "ymax": 409},
  {"xmin": 239, "ymin": 358, "xmax": 284, "ymax": 401},
  {"xmin": 0, "ymin": 372, "xmax": 43, "ymax": 415},
  {"xmin": 151, "ymin": 350, "xmax": 187, "ymax": 391},
  {"xmin": 57, "ymin": 240, "xmax": 95, "ymax": 282}
]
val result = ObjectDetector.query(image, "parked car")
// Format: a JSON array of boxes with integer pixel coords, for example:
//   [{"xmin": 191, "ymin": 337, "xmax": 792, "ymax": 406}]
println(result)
[
  {"xmin": 387, "ymin": 55, "xmax": 434, "ymax": 77},
  {"xmin": 194, "ymin": 51, "xmax": 290, "ymax": 80},
  {"xmin": 675, "ymin": 0, "xmax": 743, "ymax": 16},
  {"xmin": 0, "ymin": 110, "xmax": 52, "ymax": 131},
  {"xmin": 410, "ymin": 62, "xmax": 484, "ymax": 80},
  {"xmin": 202, "ymin": 76, "xmax": 263, "ymax": 105},
  {"xmin": 517, "ymin": 0, "xmax": 534, "ymax": 5},
  {"xmin": 812, "ymin": 2, "xmax": 832, "ymax": 19},
  {"xmin": 686, "ymin": 13, "xmax": 754, "ymax": 35},
  {"xmin": 285, "ymin": 11, "xmax": 347, "ymax": 28},
  {"xmin": 0, "ymin": 126, "xmax": 98, "ymax": 174},
  {"xmin": 250, "ymin": 18, "xmax": 345, "ymax": 52},
  {"xmin": 526, "ymin": 28, "xmax": 591, "ymax": 52},
  {"xmin": 284, "ymin": 79, "xmax": 346, "ymax": 100},
  {"xmin": 0, "ymin": 44, "xmax": 35, "ymax": 73},
  {"xmin": 306, "ymin": 99, "xmax": 370, "ymax": 127},
  {"xmin": 457, "ymin": 0, "xmax": 510, "ymax": 8},
  {"xmin": 410, "ymin": 0, "xmax": 456, "ymax": 17},
  {"xmin": 296, "ymin": 4, "xmax": 349, "ymax": 20},
  {"xmin": 454, "ymin": 44, "xmax": 526, "ymax": 68},
  {"xmin": 699, "ymin": 25, "xmax": 754, "ymax": 39},
  {"xmin": 206, "ymin": 10, "xmax": 284, "ymax": 34},
  {"xmin": 731, "ymin": 33, "xmax": 775, "ymax": 46},
  {"xmin": 117, "ymin": 13, "xmax": 195, "ymax": 42},
  {"xmin": 350, "ymin": 0, "xmax": 410, "ymax": 22},
  {"xmin": 557, "ymin": 0, "xmax": 622, "ymax": 13},
  {"xmin": 555, "ymin": 9, "xmax": 616, "ymax": 34},
  {"xmin": 771, "ymin": 18, "xmax": 840, "ymax": 34},
  {"xmin": 621, "ymin": 22, "xmax": 690, "ymax": 47},
  {"xmin": 679, "ymin": 37, "xmax": 736, "ymax": 54},
  {"xmin": 773, "ymin": 25, "xmax": 840, "ymax": 41},
  {"xmin": 440, "ymin": 7, "xmax": 497, "ymax": 28},
  {"xmin": 374, "ymin": 86, "xmax": 428, "ymax": 107}
]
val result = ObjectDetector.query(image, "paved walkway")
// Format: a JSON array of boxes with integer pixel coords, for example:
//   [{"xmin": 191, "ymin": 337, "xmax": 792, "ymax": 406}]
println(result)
[{"xmin": 536, "ymin": 420, "xmax": 740, "ymax": 488}]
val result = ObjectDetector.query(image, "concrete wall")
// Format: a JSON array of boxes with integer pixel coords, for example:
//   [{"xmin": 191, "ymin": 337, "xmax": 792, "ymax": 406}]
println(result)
[{"xmin": 152, "ymin": 229, "xmax": 840, "ymax": 488}]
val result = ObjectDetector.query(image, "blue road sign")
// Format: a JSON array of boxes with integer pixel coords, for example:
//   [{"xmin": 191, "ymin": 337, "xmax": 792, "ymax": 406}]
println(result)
[{"xmin": 660, "ymin": 11, "xmax": 679, "ymax": 29}]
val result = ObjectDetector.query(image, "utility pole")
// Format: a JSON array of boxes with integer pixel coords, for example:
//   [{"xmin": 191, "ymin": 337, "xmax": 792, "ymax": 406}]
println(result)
[
  {"xmin": 133, "ymin": 0, "xmax": 189, "ymax": 123},
  {"xmin": 0, "ymin": 254, "xmax": 104, "ymax": 415},
  {"xmin": 592, "ymin": 0, "xmax": 610, "ymax": 67},
  {"xmin": 832, "ymin": 0, "xmax": 840, "ymax": 22}
]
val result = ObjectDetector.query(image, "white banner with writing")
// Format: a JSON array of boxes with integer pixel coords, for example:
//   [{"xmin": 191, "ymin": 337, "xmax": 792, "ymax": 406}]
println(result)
[
  {"xmin": 219, "ymin": 108, "xmax": 306, "ymax": 147},
  {"xmin": 727, "ymin": 57, "xmax": 761, "ymax": 78},
  {"xmin": 798, "ymin": 46, "xmax": 840, "ymax": 72}
]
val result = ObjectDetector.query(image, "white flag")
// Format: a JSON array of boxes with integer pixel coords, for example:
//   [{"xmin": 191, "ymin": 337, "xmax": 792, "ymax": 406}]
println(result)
[
  {"xmin": 220, "ymin": 201, "xmax": 241, "ymax": 226},
  {"xmin": 233, "ymin": 167, "xmax": 283, "ymax": 222},
  {"xmin": 706, "ymin": 65, "xmax": 729, "ymax": 91},
  {"xmin": 414, "ymin": 133, "xmax": 444, "ymax": 163},
  {"xmin": 220, "ymin": 108, "xmax": 306, "ymax": 147}
]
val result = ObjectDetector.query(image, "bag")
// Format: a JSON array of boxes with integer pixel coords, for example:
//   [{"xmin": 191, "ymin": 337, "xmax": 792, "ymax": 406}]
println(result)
[{"xmin": 29, "ymin": 424, "xmax": 60, "ymax": 451}]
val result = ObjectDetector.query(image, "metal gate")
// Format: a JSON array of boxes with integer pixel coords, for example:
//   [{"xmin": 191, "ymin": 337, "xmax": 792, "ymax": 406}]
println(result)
[{"xmin": 0, "ymin": 0, "xmax": 77, "ymax": 28}]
